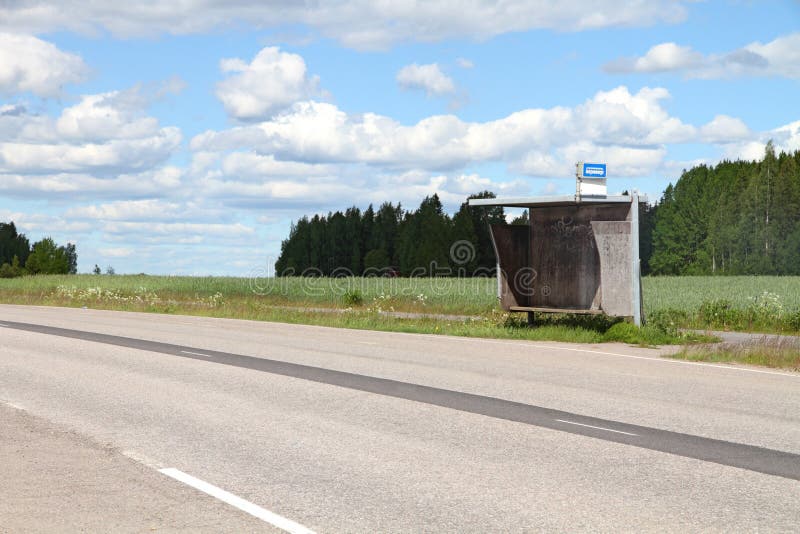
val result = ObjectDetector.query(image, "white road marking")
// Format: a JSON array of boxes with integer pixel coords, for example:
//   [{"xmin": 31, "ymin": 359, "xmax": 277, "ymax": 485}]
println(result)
[
  {"xmin": 159, "ymin": 468, "xmax": 315, "ymax": 534},
  {"xmin": 1, "ymin": 400, "xmax": 26, "ymax": 411},
  {"xmin": 0, "ymin": 322, "xmax": 8, "ymax": 327},
  {"xmin": 180, "ymin": 350, "xmax": 212, "ymax": 358},
  {"xmin": 435, "ymin": 335, "xmax": 800, "ymax": 379},
  {"xmin": 267, "ymin": 321, "xmax": 799, "ymax": 378},
  {"xmin": 555, "ymin": 419, "xmax": 638, "ymax": 436},
  {"xmin": 358, "ymin": 341, "xmax": 378, "ymax": 345},
  {"xmin": 121, "ymin": 449, "xmax": 163, "ymax": 470}
]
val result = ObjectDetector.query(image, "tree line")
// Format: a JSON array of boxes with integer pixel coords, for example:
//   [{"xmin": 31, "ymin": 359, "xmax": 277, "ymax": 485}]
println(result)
[
  {"xmin": 275, "ymin": 192, "xmax": 516, "ymax": 276},
  {"xmin": 650, "ymin": 143, "xmax": 800, "ymax": 275},
  {"xmin": 277, "ymin": 145, "xmax": 799, "ymax": 277},
  {"xmin": 0, "ymin": 222, "xmax": 77, "ymax": 277}
]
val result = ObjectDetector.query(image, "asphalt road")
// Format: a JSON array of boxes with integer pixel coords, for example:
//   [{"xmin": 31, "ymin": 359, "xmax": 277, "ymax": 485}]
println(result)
[{"xmin": 1, "ymin": 305, "xmax": 799, "ymax": 532}]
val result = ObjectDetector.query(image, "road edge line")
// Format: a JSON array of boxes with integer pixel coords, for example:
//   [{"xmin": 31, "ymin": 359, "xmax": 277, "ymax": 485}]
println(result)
[{"xmin": 159, "ymin": 467, "xmax": 315, "ymax": 534}]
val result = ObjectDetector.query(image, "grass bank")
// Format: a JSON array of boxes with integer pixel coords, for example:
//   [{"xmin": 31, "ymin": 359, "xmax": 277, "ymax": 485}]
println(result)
[
  {"xmin": 6, "ymin": 273, "xmax": 800, "ymax": 343},
  {"xmin": 669, "ymin": 338, "xmax": 800, "ymax": 371},
  {"xmin": 0, "ymin": 274, "xmax": 713, "ymax": 346}
]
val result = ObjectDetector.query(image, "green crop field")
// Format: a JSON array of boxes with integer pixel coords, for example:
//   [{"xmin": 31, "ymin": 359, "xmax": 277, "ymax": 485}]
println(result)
[
  {"xmin": 2, "ymin": 274, "xmax": 800, "ymax": 312},
  {"xmin": 642, "ymin": 276, "xmax": 800, "ymax": 312}
]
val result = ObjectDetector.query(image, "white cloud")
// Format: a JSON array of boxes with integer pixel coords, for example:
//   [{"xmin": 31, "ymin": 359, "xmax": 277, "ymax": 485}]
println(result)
[
  {"xmin": 515, "ymin": 143, "xmax": 667, "ymax": 178},
  {"xmin": 0, "ymin": 210, "xmax": 92, "ymax": 236},
  {"xmin": 721, "ymin": 119, "xmax": 800, "ymax": 162},
  {"xmin": 216, "ymin": 47, "xmax": 320, "ymax": 121},
  {"xmin": 456, "ymin": 57, "xmax": 474, "ymax": 69},
  {"xmin": 699, "ymin": 115, "xmax": 751, "ymax": 143},
  {"xmin": 773, "ymin": 120, "xmax": 800, "ymax": 153},
  {"xmin": 605, "ymin": 32, "xmax": 800, "ymax": 79},
  {"xmin": 195, "ymin": 166, "xmax": 528, "ymax": 211},
  {"xmin": 0, "ymin": 88, "xmax": 181, "ymax": 179},
  {"xmin": 0, "ymin": 167, "xmax": 184, "ymax": 199},
  {"xmin": 0, "ymin": 33, "xmax": 88, "ymax": 97},
  {"xmin": 0, "ymin": 1, "xmax": 689, "ymax": 50},
  {"xmin": 219, "ymin": 152, "xmax": 333, "ymax": 180},
  {"xmin": 54, "ymin": 92, "xmax": 162, "ymax": 141},
  {"xmin": 397, "ymin": 63, "xmax": 455, "ymax": 95},
  {"xmin": 191, "ymin": 86, "xmax": 697, "ymax": 176},
  {"xmin": 604, "ymin": 42, "xmax": 701, "ymax": 73},
  {"xmin": 185, "ymin": 82, "xmax": 796, "ymax": 217},
  {"xmin": 0, "ymin": 132, "xmax": 180, "ymax": 174},
  {"xmin": 66, "ymin": 199, "xmax": 184, "ymax": 221}
]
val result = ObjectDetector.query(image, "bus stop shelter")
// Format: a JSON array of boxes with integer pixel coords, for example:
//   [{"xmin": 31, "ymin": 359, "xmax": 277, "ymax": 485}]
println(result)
[{"xmin": 468, "ymin": 193, "xmax": 645, "ymax": 326}]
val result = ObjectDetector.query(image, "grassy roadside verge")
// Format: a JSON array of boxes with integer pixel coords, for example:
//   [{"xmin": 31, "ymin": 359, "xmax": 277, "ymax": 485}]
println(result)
[
  {"xmin": 0, "ymin": 280, "xmax": 709, "ymax": 346},
  {"xmin": 668, "ymin": 339, "xmax": 800, "ymax": 371},
  {"xmin": 4, "ymin": 274, "xmax": 800, "ymax": 336}
]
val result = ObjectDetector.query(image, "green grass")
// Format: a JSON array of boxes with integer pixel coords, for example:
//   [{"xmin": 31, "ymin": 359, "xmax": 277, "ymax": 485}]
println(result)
[{"xmin": 669, "ymin": 339, "xmax": 800, "ymax": 370}]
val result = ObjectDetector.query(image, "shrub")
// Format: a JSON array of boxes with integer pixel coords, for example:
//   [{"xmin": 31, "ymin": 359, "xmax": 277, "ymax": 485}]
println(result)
[
  {"xmin": 342, "ymin": 289, "xmax": 364, "ymax": 306},
  {"xmin": 0, "ymin": 255, "xmax": 25, "ymax": 278},
  {"xmin": 602, "ymin": 322, "xmax": 641, "ymax": 343},
  {"xmin": 745, "ymin": 291, "xmax": 784, "ymax": 325},
  {"xmin": 698, "ymin": 299, "xmax": 741, "ymax": 328},
  {"xmin": 785, "ymin": 310, "xmax": 800, "ymax": 332},
  {"xmin": 647, "ymin": 308, "xmax": 689, "ymax": 336}
]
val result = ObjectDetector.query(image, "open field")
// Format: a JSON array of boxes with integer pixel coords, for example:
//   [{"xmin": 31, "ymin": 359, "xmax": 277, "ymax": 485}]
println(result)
[
  {"xmin": 643, "ymin": 276, "xmax": 800, "ymax": 312},
  {"xmin": 2, "ymin": 273, "xmax": 800, "ymax": 313},
  {"xmin": 0, "ymin": 274, "xmax": 499, "ymax": 314},
  {"xmin": 1, "ymin": 274, "xmax": 799, "ymax": 340}
]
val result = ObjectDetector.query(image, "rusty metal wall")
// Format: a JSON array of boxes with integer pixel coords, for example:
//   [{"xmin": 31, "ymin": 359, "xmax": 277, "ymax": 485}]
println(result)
[
  {"xmin": 489, "ymin": 224, "xmax": 531, "ymax": 309},
  {"xmin": 529, "ymin": 204, "xmax": 630, "ymax": 310}
]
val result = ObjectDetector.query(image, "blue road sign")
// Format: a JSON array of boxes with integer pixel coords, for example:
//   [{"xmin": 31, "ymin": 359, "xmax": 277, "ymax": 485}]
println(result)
[{"xmin": 582, "ymin": 163, "xmax": 607, "ymax": 178}]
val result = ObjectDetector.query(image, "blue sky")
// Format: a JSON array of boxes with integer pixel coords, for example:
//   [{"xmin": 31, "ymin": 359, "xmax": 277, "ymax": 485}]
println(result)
[{"xmin": 0, "ymin": 1, "xmax": 798, "ymax": 274}]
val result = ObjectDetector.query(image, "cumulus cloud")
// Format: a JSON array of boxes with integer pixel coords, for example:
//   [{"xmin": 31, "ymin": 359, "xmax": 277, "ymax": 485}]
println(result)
[
  {"xmin": 191, "ymin": 86, "xmax": 697, "ymax": 177},
  {"xmin": 699, "ymin": 115, "xmax": 751, "ymax": 143},
  {"xmin": 216, "ymin": 47, "xmax": 320, "ymax": 120},
  {"xmin": 604, "ymin": 42, "xmax": 701, "ymax": 73},
  {"xmin": 182, "ymin": 84, "xmax": 783, "ymax": 215},
  {"xmin": 182, "ymin": 79, "xmax": 799, "ymax": 225},
  {"xmin": 720, "ymin": 119, "xmax": 800, "ymax": 162},
  {"xmin": 604, "ymin": 33, "xmax": 800, "ymax": 79},
  {"xmin": 219, "ymin": 152, "xmax": 333, "ymax": 180},
  {"xmin": 0, "ymin": 85, "xmax": 184, "ymax": 204},
  {"xmin": 0, "ymin": 1, "xmax": 688, "ymax": 50},
  {"xmin": 397, "ymin": 63, "xmax": 455, "ymax": 95},
  {"xmin": 0, "ymin": 87, "xmax": 181, "ymax": 177},
  {"xmin": 0, "ymin": 33, "xmax": 88, "ymax": 97}
]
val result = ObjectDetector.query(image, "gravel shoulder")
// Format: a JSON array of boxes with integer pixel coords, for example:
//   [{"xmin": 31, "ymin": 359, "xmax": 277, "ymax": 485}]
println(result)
[{"xmin": 0, "ymin": 403, "xmax": 273, "ymax": 533}]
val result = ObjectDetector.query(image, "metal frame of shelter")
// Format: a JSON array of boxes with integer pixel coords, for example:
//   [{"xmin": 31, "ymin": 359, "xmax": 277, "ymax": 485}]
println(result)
[{"xmin": 469, "ymin": 193, "xmax": 645, "ymax": 326}]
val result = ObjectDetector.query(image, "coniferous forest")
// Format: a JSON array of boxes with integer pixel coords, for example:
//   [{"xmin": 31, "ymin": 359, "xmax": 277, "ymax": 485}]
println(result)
[
  {"xmin": 649, "ymin": 142, "xmax": 800, "ymax": 275},
  {"xmin": 277, "ymin": 144, "xmax": 800, "ymax": 277}
]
